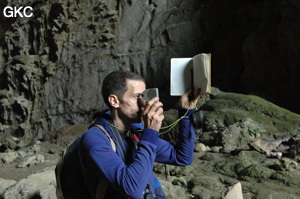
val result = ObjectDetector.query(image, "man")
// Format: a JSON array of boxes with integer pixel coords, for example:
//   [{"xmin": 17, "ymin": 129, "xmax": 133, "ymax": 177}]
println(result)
[{"xmin": 79, "ymin": 70, "xmax": 199, "ymax": 199}]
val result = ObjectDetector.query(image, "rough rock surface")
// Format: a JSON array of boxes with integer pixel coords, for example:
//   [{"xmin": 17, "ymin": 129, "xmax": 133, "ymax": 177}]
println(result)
[{"xmin": 0, "ymin": 0, "xmax": 205, "ymax": 149}]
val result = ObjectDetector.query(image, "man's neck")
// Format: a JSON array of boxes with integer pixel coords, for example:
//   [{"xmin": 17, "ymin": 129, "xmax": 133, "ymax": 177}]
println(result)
[{"xmin": 110, "ymin": 112, "xmax": 130, "ymax": 134}]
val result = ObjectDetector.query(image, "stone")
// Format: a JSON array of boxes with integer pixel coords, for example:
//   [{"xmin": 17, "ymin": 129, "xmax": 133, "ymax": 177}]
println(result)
[
  {"xmin": 201, "ymin": 91, "xmax": 300, "ymax": 143},
  {"xmin": 270, "ymin": 170, "xmax": 300, "ymax": 187},
  {"xmin": 194, "ymin": 143, "xmax": 211, "ymax": 152},
  {"xmin": 160, "ymin": 179, "xmax": 190, "ymax": 199},
  {"xmin": 250, "ymin": 138, "xmax": 282, "ymax": 155},
  {"xmin": 214, "ymin": 150, "xmax": 271, "ymax": 180},
  {"xmin": 3, "ymin": 166, "xmax": 56, "ymax": 199},
  {"xmin": 224, "ymin": 182, "xmax": 243, "ymax": 199},
  {"xmin": 172, "ymin": 177, "xmax": 188, "ymax": 187},
  {"xmin": 0, "ymin": 178, "xmax": 17, "ymax": 196},
  {"xmin": 273, "ymin": 158, "xmax": 298, "ymax": 171},
  {"xmin": 219, "ymin": 118, "xmax": 261, "ymax": 153},
  {"xmin": 0, "ymin": 151, "xmax": 19, "ymax": 164},
  {"xmin": 211, "ymin": 146, "xmax": 222, "ymax": 153},
  {"xmin": 189, "ymin": 176, "xmax": 224, "ymax": 192},
  {"xmin": 17, "ymin": 154, "xmax": 45, "ymax": 168}
]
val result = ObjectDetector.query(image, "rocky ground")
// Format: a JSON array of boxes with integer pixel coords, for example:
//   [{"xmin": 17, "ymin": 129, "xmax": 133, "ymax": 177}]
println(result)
[{"xmin": 1, "ymin": 89, "xmax": 300, "ymax": 199}]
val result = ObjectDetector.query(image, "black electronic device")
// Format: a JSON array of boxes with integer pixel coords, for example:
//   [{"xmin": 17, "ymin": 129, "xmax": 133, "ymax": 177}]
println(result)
[{"xmin": 192, "ymin": 110, "xmax": 204, "ymax": 132}]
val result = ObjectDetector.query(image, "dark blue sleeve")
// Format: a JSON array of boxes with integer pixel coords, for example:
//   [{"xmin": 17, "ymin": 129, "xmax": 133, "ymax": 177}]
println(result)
[
  {"xmin": 80, "ymin": 127, "xmax": 159, "ymax": 199},
  {"xmin": 155, "ymin": 108, "xmax": 196, "ymax": 166}
]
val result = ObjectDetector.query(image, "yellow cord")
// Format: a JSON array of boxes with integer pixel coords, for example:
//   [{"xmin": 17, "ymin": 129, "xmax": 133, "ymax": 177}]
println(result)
[
  {"xmin": 159, "ymin": 109, "xmax": 189, "ymax": 134},
  {"xmin": 107, "ymin": 109, "xmax": 191, "ymax": 135},
  {"xmin": 107, "ymin": 122, "xmax": 131, "ymax": 136}
]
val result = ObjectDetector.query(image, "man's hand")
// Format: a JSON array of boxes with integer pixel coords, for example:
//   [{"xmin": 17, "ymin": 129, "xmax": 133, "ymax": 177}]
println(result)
[
  {"xmin": 179, "ymin": 89, "xmax": 200, "ymax": 109},
  {"xmin": 139, "ymin": 96, "xmax": 164, "ymax": 132}
]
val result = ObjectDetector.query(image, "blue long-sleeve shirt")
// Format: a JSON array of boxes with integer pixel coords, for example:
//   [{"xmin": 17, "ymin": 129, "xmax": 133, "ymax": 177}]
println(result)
[{"xmin": 79, "ymin": 108, "xmax": 196, "ymax": 199}]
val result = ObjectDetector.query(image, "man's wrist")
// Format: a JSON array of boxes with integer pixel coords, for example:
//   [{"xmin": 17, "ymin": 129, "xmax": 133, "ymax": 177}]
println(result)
[
  {"xmin": 178, "ymin": 108, "xmax": 195, "ymax": 118},
  {"xmin": 140, "ymin": 128, "xmax": 159, "ymax": 145}
]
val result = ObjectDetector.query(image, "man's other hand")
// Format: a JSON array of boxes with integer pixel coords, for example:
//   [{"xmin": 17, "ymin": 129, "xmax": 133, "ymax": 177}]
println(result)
[
  {"xmin": 179, "ymin": 89, "xmax": 200, "ymax": 109},
  {"xmin": 139, "ymin": 96, "xmax": 164, "ymax": 132}
]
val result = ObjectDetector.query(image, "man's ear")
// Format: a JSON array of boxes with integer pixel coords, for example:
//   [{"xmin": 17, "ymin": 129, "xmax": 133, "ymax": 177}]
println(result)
[{"xmin": 108, "ymin": 94, "xmax": 120, "ymax": 108}]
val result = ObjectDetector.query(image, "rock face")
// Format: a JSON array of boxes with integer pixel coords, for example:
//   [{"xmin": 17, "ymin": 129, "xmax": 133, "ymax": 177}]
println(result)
[
  {"xmin": 0, "ymin": 0, "xmax": 205, "ymax": 149},
  {"xmin": 0, "ymin": 1, "xmax": 300, "ymax": 150}
]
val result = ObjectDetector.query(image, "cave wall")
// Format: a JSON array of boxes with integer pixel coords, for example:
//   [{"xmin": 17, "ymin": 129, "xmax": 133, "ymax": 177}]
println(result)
[
  {"xmin": 205, "ymin": 0, "xmax": 300, "ymax": 113},
  {"xmin": 0, "ymin": 0, "xmax": 300, "ymax": 149}
]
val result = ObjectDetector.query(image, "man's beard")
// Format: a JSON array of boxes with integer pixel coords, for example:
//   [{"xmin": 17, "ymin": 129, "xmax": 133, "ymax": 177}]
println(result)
[
  {"xmin": 120, "ymin": 110, "xmax": 142, "ymax": 124},
  {"xmin": 132, "ymin": 110, "xmax": 143, "ymax": 123}
]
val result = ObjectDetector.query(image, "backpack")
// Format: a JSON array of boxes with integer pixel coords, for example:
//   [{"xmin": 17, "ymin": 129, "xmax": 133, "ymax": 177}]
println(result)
[{"xmin": 55, "ymin": 124, "xmax": 116, "ymax": 199}]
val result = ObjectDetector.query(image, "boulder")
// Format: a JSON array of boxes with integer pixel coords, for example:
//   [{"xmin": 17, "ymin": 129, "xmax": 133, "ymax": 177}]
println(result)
[{"xmin": 3, "ymin": 167, "xmax": 56, "ymax": 199}]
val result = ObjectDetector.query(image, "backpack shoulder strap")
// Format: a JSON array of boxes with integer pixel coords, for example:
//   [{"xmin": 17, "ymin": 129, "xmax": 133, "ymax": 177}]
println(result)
[
  {"xmin": 94, "ymin": 124, "xmax": 116, "ymax": 152},
  {"xmin": 94, "ymin": 124, "xmax": 116, "ymax": 199}
]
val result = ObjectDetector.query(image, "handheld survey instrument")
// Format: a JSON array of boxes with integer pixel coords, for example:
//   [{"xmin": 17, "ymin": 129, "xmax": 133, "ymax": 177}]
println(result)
[{"xmin": 142, "ymin": 88, "xmax": 159, "ymax": 102}]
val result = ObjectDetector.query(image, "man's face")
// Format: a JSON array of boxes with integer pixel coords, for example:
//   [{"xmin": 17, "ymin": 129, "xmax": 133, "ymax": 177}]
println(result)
[{"xmin": 118, "ymin": 79, "xmax": 146, "ymax": 124}]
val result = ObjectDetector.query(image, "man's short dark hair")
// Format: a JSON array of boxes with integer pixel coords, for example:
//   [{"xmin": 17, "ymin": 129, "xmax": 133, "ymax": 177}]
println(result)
[{"xmin": 101, "ymin": 70, "xmax": 145, "ymax": 108}]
